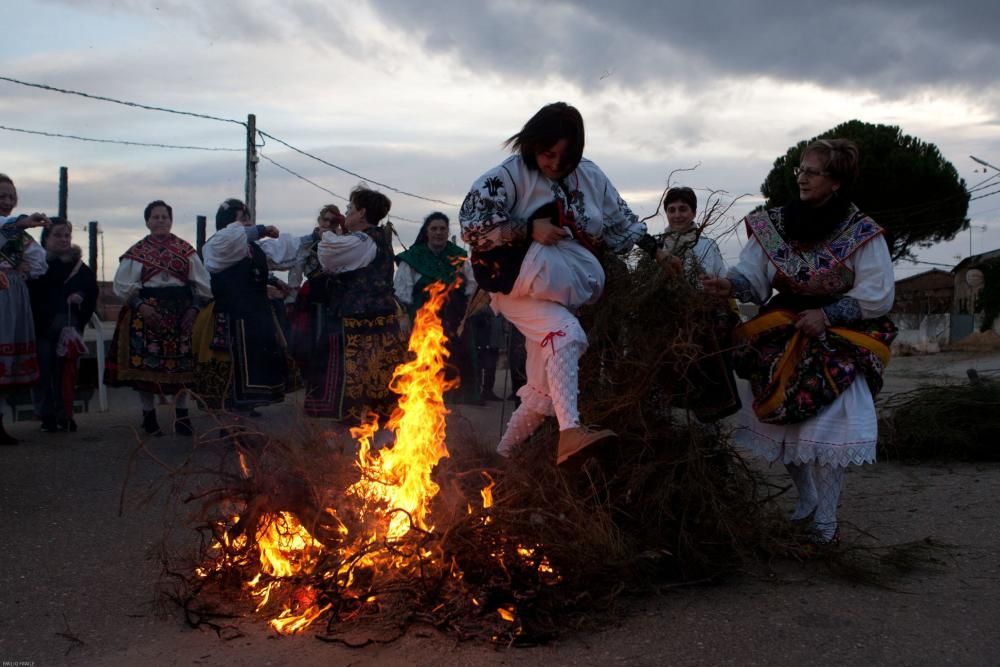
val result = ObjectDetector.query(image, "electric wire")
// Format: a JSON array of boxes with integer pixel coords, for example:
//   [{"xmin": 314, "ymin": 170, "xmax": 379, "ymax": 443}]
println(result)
[
  {"xmin": 0, "ymin": 75, "xmax": 245, "ymax": 126},
  {"xmin": 0, "ymin": 124, "xmax": 243, "ymax": 152},
  {"xmin": 257, "ymin": 129, "xmax": 459, "ymax": 208}
]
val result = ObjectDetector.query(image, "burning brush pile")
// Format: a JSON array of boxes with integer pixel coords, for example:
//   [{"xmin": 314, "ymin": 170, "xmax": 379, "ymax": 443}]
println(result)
[{"xmin": 158, "ymin": 263, "xmax": 789, "ymax": 645}]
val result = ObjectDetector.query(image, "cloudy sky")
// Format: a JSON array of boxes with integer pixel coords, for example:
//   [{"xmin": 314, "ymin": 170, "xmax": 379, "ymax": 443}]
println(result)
[{"xmin": 3, "ymin": 0, "xmax": 999, "ymax": 281}]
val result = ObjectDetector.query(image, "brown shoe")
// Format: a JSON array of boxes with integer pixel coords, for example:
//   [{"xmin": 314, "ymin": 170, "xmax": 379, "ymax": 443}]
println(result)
[{"xmin": 557, "ymin": 426, "xmax": 616, "ymax": 465}]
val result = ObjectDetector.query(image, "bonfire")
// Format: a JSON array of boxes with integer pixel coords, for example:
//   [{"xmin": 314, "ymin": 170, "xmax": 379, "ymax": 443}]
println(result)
[{"xmin": 157, "ymin": 235, "xmax": 931, "ymax": 646}]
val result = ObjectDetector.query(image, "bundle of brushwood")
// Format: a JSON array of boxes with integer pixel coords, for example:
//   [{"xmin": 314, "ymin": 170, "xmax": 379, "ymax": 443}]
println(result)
[
  {"xmin": 153, "ymin": 251, "xmax": 841, "ymax": 646},
  {"xmin": 878, "ymin": 378, "xmax": 1000, "ymax": 461}
]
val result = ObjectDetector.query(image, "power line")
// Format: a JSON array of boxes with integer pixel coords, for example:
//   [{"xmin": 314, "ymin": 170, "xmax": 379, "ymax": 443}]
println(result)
[
  {"xmin": 0, "ymin": 75, "xmax": 245, "ymax": 126},
  {"xmin": 0, "ymin": 124, "xmax": 243, "ymax": 152},
  {"xmin": 970, "ymin": 187, "xmax": 1000, "ymax": 202},
  {"xmin": 257, "ymin": 129, "xmax": 460, "ymax": 208},
  {"xmin": 259, "ymin": 151, "xmax": 420, "ymax": 225},
  {"xmin": 259, "ymin": 152, "xmax": 347, "ymax": 201}
]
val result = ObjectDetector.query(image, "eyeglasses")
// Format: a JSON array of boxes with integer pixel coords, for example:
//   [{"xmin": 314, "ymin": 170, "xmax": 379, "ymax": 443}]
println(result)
[
  {"xmin": 344, "ymin": 204, "xmax": 354, "ymax": 215},
  {"xmin": 793, "ymin": 166, "xmax": 830, "ymax": 179}
]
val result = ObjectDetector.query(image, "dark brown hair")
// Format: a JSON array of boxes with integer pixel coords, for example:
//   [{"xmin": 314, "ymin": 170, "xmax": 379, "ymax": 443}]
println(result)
[
  {"xmin": 504, "ymin": 102, "xmax": 585, "ymax": 174},
  {"xmin": 350, "ymin": 186, "xmax": 391, "ymax": 225},
  {"xmin": 215, "ymin": 198, "xmax": 247, "ymax": 230},
  {"xmin": 144, "ymin": 200, "xmax": 173, "ymax": 222},
  {"xmin": 664, "ymin": 186, "xmax": 697, "ymax": 213}
]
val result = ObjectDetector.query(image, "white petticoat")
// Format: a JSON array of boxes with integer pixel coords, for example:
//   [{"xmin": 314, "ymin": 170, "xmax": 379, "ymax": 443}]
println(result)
[{"xmin": 731, "ymin": 377, "xmax": 877, "ymax": 468}]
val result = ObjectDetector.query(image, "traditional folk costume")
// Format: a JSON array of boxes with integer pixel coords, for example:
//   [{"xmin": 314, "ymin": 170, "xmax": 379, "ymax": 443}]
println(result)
[
  {"xmin": 727, "ymin": 198, "xmax": 896, "ymax": 541},
  {"xmin": 394, "ymin": 241, "xmax": 477, "ymax": 401},
  {"xmin": 299, "ymin": 226, "xmax": 407, "ymax": 425},
  {"xmin": 0, "ymin": 218, "xmax": 47, "ymax": 443},
  {"xmin": 28, "ymin": 244, "xmax": 98, "ymax": 431},
  {"xmin": 460, "ymin": 156, "xmax": 647, "ymax": 460},
  {"xmin": 198, "ymin": 223, "xmax": 297, "ymax": 410},
  {"xmin": 652, "ymin": 229, "xmax": 741, "ymax": 422},
  {"xmin": 107, "ymin": 232, "xmax": 211, "ymax": 433}
]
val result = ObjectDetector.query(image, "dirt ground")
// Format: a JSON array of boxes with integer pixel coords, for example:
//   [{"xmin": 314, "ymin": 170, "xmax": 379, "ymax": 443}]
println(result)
[{"xmin": 1, "ymin": 351, "xmax": 999, "ymax": 666}]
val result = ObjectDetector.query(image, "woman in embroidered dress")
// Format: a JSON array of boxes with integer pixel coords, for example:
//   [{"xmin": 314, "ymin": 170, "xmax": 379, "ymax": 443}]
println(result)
[
  {"xmin": 29, "ymin": 218, "xmax": 98, "ymax": 433},
  {"xmin": 394, "ymin": 212, "xmax": 477, "ymax": 403},
  {"xmin": 0, "ymin": 174, "xmax": 49, "ymax": 445},
  {"xmin": 651, "ymin": 187, "xmax": 740, "ymax": 422},
  {"xmin": 288, "ymin": 204, "xmax": 345, "ymax": 296},
  {"xmin": 198, "ymin": 198, "xmax": 296, "ymax": 413},
  {"xmin": 286, "ymin": 205, "xmax": 345, "ymax": 368},
  {"xmin": 307, "ymin": 186, "xmax": 407, "ymax": 425},
  {"xmin": 107, "ymin": 200, "xmax": 212, "ymax": 435},
  {"xmin": 703, "ymin": 139, "xmax": 896, "ymax": 543},
  {"xmin": 459, "ymin": 102, "xmax": 651, "ymax": 463}
]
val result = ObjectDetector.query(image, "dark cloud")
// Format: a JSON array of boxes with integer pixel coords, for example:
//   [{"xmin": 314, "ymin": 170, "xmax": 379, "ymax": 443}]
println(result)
[{"xmin": 366, "ymin": 0, "xmax": 1000, "ymax": 95}]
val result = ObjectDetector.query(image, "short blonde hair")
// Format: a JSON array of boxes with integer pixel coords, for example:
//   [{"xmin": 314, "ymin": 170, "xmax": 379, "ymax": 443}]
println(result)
[{"xmin": 804, "ymin": 138, "xmax": 859, "ymax": 189}]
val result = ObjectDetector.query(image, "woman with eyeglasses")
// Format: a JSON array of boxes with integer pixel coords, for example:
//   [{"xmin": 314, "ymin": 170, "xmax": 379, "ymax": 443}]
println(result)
[
  {"xmin": 106, "ymin": 200, "xmax": 212, "ymax": 436},
  {"xmin": 703, "ymin": 139, "xmax": 896, "ymax": 544},
  {"xmin": 306, "ymin": 186, "xmax": 407, "ymax": 425},
  {"xmin": 0, "ymin": 174, "xmax": 49, "ymax": 445},
  {"xmin": 29, "ymin": 218, "xmax": 98, "ymax": 433}
]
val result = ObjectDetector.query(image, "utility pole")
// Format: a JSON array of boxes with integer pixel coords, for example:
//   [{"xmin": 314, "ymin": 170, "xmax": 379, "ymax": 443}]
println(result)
[
  {"xmin": 88, "ymin": 221, "xmax": 99, "ymax": 271},
  {"xmin": 969, "ymin": 156, "xmax": 999, "ymax": 259},
  {"xmin": 58, "ymin": 166, "xmax": 68, "ymax": 219},
  {"xmin": 246, "ymin": 113, "xmax": 258, "ymax": 222},
  {"xmin": 196, "ymin": 215, "xmax": 207, "ymax": 255}
]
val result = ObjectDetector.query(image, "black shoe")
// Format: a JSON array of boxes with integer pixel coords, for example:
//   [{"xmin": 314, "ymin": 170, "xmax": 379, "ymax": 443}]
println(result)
[
  {"xmin": 41, "ymin": 417, "xmax": 65, "ymax": 433},
  {"xmin": 0, "ymin": 417, "xmax": 17, "ymax": 445},
  {"xmin": 142, "ymin": 409, "xmax": 162, "ymax": 435},
  {"xmin": 175, "ymin": 408, "xmax": 193, "ymax": 436},
  {"xmin": 59, "ymin": 418, "xmax": 78, "ymax": 433}
]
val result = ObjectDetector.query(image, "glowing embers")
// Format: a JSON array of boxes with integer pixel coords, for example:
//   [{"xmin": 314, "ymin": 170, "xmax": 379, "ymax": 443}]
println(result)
[{"xmin": 195, "ymin": 281, "xmax": 459, "ymax": 635}]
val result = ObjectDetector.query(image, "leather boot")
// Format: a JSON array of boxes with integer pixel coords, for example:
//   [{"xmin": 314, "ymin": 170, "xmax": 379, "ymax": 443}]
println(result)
[
  {"xmin": 556, "ymin": 426, "xmax": 616, "ymax": 465},
  {"xmin": 0, "ymin": 415, "xmax": 18, "ymax": 445},
  {"xmin": 142, "ymin": 409, "xmax": 161, "ymax": 435},
  {"xmin": 175, "ymin": 408, "xmax": 193, "ymax": 436}
]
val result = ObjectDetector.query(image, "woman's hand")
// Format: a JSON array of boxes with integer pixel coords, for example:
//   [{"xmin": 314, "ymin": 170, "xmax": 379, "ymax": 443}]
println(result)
[
  {"xmin": 138, "ymin": 303, "xmax": 163, "ymax": 328},
  {"xmin": 0, "ymin": 272, "xmax": 8, "ymax": 291},
  {"xmin": 15, "ymin": 213, "xmax": 50, "ymax": 230},
  {"xmin": 67, "ymin": 292, "xmax": 84, "ymax": 306},
  {"xmin": 795, "ymin": 308, "xmax": 828, "ymax": 337},
  {"xmin": 655, "ymin": 248, "xmax": 683, "ymax": 279},
  {"xmin": 701, "ymin": 276, "xmax": 732, "ymax": 297},
  {"xmin": 531, "ymin": 218, "xmax": 567, "ymax": 246}
]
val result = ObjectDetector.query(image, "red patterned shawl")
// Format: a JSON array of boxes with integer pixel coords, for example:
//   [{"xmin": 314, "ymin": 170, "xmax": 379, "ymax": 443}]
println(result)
[{"xmin": 121, "ymin": 234, "xmax": 196, "ymax": 283}]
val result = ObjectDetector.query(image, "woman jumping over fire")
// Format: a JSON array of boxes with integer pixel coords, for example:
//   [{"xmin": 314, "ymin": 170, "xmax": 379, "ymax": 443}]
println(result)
[{"xmin": 459, "ymin": 102, "xmax": 651, "ymax": 464}]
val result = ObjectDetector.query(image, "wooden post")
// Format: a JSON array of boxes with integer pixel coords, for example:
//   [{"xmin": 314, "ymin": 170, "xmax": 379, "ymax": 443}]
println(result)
[
  {"xmin": 58, "ymin": 166, "xmax": 68, "ymax": 219},
  {"xmin": 88, "ymin": 221, "xmax": 98, "ymax": 270},
  {"xmin": 245, "ymin": 113, "xmax": 257, "ymax": 222},
  {"xmin": 196, "ymin": 215, "xmax": 207, "ymax": 255}
]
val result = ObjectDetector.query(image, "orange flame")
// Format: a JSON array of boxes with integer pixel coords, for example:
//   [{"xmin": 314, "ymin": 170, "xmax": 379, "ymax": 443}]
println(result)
[
  {"xmin": 480, "ymin": 472, "xmax": 495, "ymax": 509},
  {"xmin": 348, "ymin": 280, "xmax": 458, "ymax": 540},
  {"xmin": 196, "ymin": 280, "xmax": 516, "ymax": 636}
]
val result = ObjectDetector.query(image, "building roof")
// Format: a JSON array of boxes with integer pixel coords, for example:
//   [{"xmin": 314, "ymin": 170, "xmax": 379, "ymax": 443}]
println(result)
[
  {"xmin": 895, "ymin": 268, "xmax": 952, "ymax": 287},
  {"xmin": 953, "ymin": 248, "xmax": 1000, "ymax": 273}
]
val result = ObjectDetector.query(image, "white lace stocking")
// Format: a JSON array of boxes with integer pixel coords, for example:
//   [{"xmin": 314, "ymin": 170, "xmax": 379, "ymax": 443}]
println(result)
[
  {"xmin": 497, "ymin": 405, "xmax": 546, "ymax": 457},
  {"xmin": 812, "ymin": 463, "xmax": 846, "ymax": 541},
  {"xmin": 546, "ymin": 340, "xmax": 585, "ymax": 432},
  {"xmin": 785, "ymin": 462, "xmax": 818, "ymax": 520}
]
